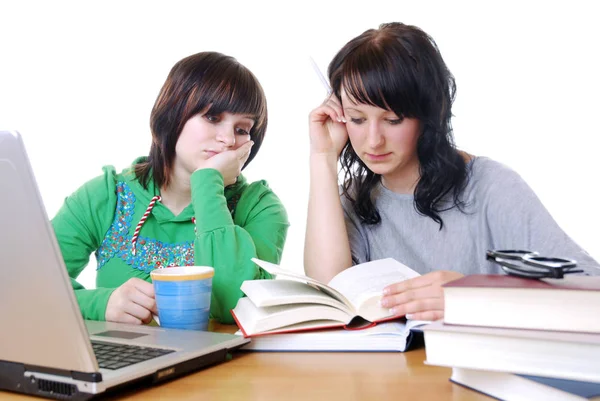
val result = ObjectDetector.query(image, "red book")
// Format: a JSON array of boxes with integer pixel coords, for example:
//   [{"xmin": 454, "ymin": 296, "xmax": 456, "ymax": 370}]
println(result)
[{"xmin": 443, "ymin": 275, "xmax": 600, "ymax": 333}]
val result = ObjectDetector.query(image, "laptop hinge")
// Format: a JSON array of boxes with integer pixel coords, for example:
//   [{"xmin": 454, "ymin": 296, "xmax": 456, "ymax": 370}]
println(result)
[
  {"xmin": 71, "ymin": 370, "xmax": 103, "ymax": 383},
  {"xmin": 22, "ymin": 363, "xmax": 103, "ymax": 383}
]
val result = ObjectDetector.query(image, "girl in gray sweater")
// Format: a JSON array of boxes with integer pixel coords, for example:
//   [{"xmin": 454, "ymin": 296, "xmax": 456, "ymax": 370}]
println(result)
[{"xmin": 304, "ymin": 22, "xmax": 599, "ymax": 321}]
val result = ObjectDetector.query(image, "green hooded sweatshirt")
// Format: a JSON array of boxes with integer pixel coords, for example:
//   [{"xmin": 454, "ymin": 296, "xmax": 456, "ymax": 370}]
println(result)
[{"xmin": 51, "ymin": 158, "xmax": 289, "ymax": 324}]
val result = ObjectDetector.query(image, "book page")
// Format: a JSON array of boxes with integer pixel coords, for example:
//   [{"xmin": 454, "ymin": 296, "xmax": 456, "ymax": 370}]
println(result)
[
  {"xmin": 241, "ymin": 280, "xmax": 353, "ymax": 315},
  {"xmin": 251, "ymin": 258, "xmax": 355, "ymax": 312},
  {"xmin": 232, "ymin": 297, "xmax": 352, "ymax": 335},
  {"xmin": 327, "ymin": 258, "xmax": 420, "ymax": 321},
  {"xmin": 237, "ymin": 320, "xmax": 430, "ymax": 351}
]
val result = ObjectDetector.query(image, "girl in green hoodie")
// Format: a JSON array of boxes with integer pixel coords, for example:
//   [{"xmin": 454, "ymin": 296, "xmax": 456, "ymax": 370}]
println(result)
[{"xmin": 51, "ymin": 52, "xmax": 289, "ymax": 325}]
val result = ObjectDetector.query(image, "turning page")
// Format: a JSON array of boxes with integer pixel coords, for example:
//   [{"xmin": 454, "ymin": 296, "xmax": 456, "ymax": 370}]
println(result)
[
  {"xmin": 251, "ymin": 258, "xmax": 354, "ymax": 309},
  {"xmin": 251, "ymin": 257, "xmax": 420, "ymax": 322},
  {"xmin": 327, "ymin": 258, "xmax": 420, "ymax": 321}
]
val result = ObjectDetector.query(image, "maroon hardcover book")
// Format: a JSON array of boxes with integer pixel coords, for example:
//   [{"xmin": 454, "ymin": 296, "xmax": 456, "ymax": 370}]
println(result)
[{"xmin": 442, "ymin": 274, "xmax": 600, "ymax": 333}]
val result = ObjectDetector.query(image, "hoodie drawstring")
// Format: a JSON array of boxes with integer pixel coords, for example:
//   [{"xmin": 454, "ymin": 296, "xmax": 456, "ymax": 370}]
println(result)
[
  {"xmin": 131, "ymin": 196, "xmax": 198, "ymax": 256},
  {"xmin": 132, "ymin": 196, "xmax": 161, "ymax": 255}
]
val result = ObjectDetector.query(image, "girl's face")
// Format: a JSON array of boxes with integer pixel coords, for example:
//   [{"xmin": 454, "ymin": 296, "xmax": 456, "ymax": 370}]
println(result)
[
  {"xmin": 173, "ymin": 110, "xmax": 254, "ymax": 177},
  {"xmin": 341, "ymin": 90, "xmax": 421, "ymax": 186}
]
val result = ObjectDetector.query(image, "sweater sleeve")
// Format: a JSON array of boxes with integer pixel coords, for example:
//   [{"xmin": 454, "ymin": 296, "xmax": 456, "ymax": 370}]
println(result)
[
  {"xmin": 478, "ymin": 160, "xmax": 600, "ymax": 275},
  {"xmin": 341, "ymin": 194, "xmax": 369, "ymax": 265},
  {"xmin": 190, "ymin": 169, "xmax": 289, "ymax": 324},
  {"xmin": 51, "ymin": 167, "xmax": 120, "ymax": 320}
]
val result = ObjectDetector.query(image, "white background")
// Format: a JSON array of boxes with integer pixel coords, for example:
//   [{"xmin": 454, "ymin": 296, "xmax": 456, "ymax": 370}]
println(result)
[{"xmin": 1, "ymin": 1, "xmax": 598, "ymax": 289}]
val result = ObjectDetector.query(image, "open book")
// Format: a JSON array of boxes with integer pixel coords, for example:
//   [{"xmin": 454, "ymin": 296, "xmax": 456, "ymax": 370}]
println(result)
[
  {"xmin": 237, "ymin": 320, "xmax": 428, "ymax": 352},
  {"xmin": 231, "ymin": 258, "xmax": 420, "ymax": 337}
]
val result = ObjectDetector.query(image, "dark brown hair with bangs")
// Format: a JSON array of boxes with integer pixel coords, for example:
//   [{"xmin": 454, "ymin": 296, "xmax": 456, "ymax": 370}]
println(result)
[
  {"xmin": 329, "ymin": 22, "xmax": 467, "ymax": 229},
  {"xmin": 135, "ymin": 51, "xmax": 268, "ymax": 189}
]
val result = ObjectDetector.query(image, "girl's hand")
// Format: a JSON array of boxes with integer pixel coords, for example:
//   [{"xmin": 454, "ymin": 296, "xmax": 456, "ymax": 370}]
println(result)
[
  {"xmin": 198, "ymin": 140, "xmax": 253, "ymax": 186},
  {"xmin": 380, "ymin": 271, "xmax": 464, "ymax": 321},
  {"xmin": 309, "ymin": 94, "xmax": 348, "ymax": 157},
  {"xmin": 105, "ymin": 278, "xmax": 157, "ymax": 324}
]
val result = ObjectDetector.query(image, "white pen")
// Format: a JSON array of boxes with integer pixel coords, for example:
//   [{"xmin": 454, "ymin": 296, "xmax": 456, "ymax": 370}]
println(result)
[{"xmin": 309, "ymin": 56, "xmax": 332, "ymax": 95}]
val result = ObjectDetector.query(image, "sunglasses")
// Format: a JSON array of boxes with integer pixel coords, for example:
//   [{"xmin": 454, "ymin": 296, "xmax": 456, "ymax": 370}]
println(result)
[{"xmin": 486, "ymin": 249, "xmax": 582, "ymax": 279}]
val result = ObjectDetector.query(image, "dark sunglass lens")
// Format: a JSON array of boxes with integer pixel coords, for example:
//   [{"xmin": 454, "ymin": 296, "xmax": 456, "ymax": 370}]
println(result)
[{"xmin": 530, "ymin": 257, "xmax": 566, "ymax": 263}]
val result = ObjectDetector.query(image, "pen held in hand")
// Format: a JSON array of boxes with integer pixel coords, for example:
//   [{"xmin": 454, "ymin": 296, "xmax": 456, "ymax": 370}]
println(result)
[{"xmin": 309, "ymin": 56, "xmax": 332, "ymax": 96}]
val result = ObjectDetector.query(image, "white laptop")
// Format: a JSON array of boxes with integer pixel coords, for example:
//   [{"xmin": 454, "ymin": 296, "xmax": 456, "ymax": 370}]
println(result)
[{"xmin": 0, "ymin": 131, "xmax": 250, "ymax": 399}]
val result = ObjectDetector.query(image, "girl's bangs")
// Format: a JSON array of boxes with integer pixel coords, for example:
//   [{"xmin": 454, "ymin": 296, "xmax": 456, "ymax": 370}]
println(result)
[
  {"xmin": 340, "ymin": 49, "xmax": 417, "ymax": 117},
  {"xmin": 203, "ymin": 68, "xmax": 266, "ymax": 123}
]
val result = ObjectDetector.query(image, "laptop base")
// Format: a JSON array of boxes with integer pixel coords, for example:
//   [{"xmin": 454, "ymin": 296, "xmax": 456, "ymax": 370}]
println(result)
[{"xmin": 1, "ymin": 347, "xmax": 238, "ymax": 400}]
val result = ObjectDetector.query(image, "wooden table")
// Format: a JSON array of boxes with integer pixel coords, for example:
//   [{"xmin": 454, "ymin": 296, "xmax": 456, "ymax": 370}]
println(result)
[{"xmin": 1, "ymin": 323, "xmax": 490, "ymax": 400}]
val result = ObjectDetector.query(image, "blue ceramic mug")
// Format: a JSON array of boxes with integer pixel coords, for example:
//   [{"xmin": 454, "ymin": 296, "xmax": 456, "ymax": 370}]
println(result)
[{"xmin": 150, "ymin": 266, "xmax": 214, "ymax": 331}]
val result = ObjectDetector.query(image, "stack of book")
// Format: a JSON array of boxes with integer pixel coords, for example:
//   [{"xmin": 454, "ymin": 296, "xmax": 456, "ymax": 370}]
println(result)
[{"xmin": 422, "ymin": 274, "xmax": 600, "ymax": 400}]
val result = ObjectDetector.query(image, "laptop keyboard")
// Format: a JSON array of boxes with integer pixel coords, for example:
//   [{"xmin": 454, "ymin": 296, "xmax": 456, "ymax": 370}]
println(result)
[{"xmin": 91, "ymin": 341, "xmax": 175, "ymax": 370}]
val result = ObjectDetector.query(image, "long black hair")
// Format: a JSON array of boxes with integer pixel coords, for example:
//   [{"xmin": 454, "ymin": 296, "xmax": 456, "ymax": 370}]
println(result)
[
  {"xmin": 328, "ymin": 22, "xmax": 468, "ymax": 229},
  {"xmin": 135, "ymin": 51, "xmax": 267, "ymax": 189}
]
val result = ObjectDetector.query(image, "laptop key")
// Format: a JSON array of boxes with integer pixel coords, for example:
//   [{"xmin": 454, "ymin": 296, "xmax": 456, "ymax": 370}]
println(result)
[
  {"xmin": 107, "ymin": 362, "xmax": 132, "ymax": 370},
  {"xmin": 91, "ymin": 341, "xmax": 175, "ymax": 370}
]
